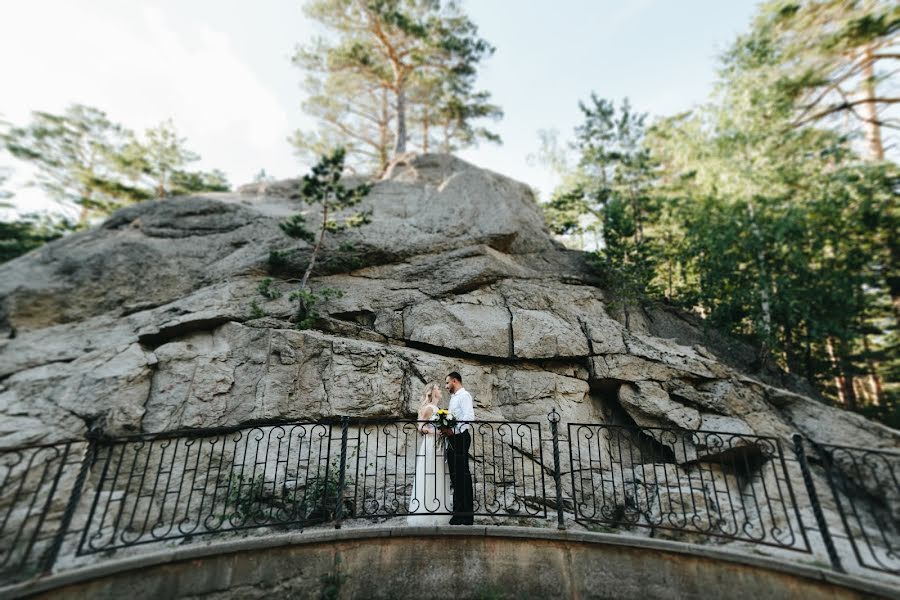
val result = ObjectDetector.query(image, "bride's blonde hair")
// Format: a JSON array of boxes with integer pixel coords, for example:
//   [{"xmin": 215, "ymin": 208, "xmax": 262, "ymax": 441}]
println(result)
[{"xmin": 420, "ymin": 382, "xmax": 441, "ymax": 407}]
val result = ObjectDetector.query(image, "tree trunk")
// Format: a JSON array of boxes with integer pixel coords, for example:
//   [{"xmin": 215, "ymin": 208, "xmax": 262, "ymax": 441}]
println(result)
[
  {"xmin": 860, "ymin": 48, "xmax": 900, "ymax": 331},
  {"xmin": 300, "ymin": 200, "xmax": 328, "ymax": 293},
  {"xmin": 78, "ymin": 185, "xmax": 93, "ymax": 226},
  {"xmin": 804, "ymin": 333, "xmax": 814, "ymax": 382},
  {"xmin": 394, "ymin": 86, "xmax": 407, "ymax": 155},
  {"xmin": 783, "ymin": 322, "xmax": 796, "ymax": 374},
  {"xmin": 834, "ymin": 337, "xmax": 858, "ymax": 411},
  {"xmin": 841, "ymin": 367, "xmax": 857, "ymax": 411},
  {"xmin": 860, "ymin": 45, "xmax": 885, "ymax": 161},
  {"xmin": 862, "ymin": 336, "xmax": 885, "ymax": 405},
  {"xmin": 78, "ymin": 204, "xmax": 89, "ymax": 227},
  {"xmin": 825, "ymin": 336, "xmax": 846, "ymax": 405},
  {"xmin": 379, "ymin": 87, "xmax": 391, "ymax": 174},
  {"xmin": 746, "ymin": 200, "xmax": 773, "ymax": 353}
]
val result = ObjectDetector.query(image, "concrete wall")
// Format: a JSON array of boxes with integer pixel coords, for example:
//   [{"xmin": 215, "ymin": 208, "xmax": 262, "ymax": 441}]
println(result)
[{"xmin": 11, "ymin": 528, "xmax": 895, "ymax": 600}]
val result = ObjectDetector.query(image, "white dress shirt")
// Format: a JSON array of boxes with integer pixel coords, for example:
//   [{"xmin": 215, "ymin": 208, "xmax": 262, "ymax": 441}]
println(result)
[{"xmin": 449, "ymin": 387, "xmax": 475, "ymax": 434}]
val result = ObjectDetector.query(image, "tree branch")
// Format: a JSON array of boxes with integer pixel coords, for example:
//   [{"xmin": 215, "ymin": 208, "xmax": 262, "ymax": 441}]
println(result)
[{"xmin": 793, "ymin": 97, "xmax": 900, "ymax": 127}]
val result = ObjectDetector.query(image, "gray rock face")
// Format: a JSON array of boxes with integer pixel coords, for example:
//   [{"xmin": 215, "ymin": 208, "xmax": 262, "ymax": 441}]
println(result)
[
  {"xmin": 3, "ymin": 153, "xmax": 899, "ymax": 576},
  {"xmin": 0, "ymin": 152, "xmax": 896, "ymax": 455}
]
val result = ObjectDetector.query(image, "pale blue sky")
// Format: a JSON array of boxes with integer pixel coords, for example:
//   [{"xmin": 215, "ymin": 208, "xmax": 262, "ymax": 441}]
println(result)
[{"xmin": 1, "ymin": 0, "xmax": 760, "ymax": 215}]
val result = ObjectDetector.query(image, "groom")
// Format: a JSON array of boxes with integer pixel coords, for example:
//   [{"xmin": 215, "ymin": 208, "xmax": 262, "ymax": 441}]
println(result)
[{"xmin": 443, "ymin": 371, "xmax": 475, "ymax": 525}]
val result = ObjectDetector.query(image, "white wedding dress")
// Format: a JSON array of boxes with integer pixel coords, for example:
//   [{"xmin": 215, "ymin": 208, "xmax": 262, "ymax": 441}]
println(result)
[{"xmin": 406, "ymin": 403, "xmax": 452, "ymax": 526}]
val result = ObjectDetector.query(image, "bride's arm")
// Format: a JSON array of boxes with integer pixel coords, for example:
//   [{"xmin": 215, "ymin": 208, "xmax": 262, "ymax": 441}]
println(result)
[{"xmin": 417, "ymin": 406, "xmax": 435, "ymax": 434}]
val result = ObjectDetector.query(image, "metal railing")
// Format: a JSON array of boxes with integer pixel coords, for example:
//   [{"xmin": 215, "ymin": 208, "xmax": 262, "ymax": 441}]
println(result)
[
  {"xmin": 343, "ymin": 419, "xmax": 547, "ymax": 522},
  {"xmin": 567, "ymin": 423, "xmax": 809, "ymax": 551},
  {"xmin": 79, "ymin": 422, "xmax": 334, "ymax": 554},
  {"xmin": 0, "ymin": 440, "xmax": 89, "ymax": 580},
  {"xmin": 1, "ymin": 412, "xmax": 898, "ymax": 588},
  {"xmin": 817, "ymin": 443, "xmax": 900, "ymax": 575}
]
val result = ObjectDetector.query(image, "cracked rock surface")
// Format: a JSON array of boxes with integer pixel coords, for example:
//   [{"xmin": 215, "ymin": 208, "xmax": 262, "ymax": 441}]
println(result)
[{"xmin": 1, "ymin": 153, "xmax": 897, "ymax": 462}]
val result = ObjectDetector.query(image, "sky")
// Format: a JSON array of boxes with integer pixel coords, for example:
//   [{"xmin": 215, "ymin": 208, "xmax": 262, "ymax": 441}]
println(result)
[{"xmin": 0, "ymin": 0, "xmax": 760, "ymax": 218}]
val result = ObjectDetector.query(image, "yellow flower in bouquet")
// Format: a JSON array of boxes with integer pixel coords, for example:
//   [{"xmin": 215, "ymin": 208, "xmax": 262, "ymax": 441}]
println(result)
[{"xmin": 434, "ymin": 409, "xmax": 456, "ymax": 431}]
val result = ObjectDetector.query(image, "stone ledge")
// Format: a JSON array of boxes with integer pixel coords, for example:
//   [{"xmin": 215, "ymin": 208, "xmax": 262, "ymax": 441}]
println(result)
[{"xmin": 3, "ymin": 526, "xmax": 896, "ymax": 599}]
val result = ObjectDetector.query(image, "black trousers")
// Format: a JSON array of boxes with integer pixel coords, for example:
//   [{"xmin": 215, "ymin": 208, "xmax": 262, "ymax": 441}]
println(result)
[{"xmin": 446, "ymin": 430, "xmax": 473, "ymax": 521}]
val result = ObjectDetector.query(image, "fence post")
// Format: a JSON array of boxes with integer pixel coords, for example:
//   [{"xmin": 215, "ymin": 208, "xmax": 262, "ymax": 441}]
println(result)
[
  {"xmin": 333, "ymin": 416, "xmax": 349, "ymax": 530},
  {"xmin": 548, "ymin": 409, "xmax": 566, "ymax": 530},
  {"xmin": 792, "ymin": 433, "xmax": 843, "ymax": 572},
  {"xmin": 40, "ymin": 432, "xmax": 100, "ymax": 574}
]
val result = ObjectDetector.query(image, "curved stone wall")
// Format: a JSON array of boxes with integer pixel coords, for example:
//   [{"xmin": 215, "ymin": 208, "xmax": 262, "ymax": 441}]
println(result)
[{"xmin": 8, "ymin": 528, "xmax": 894, "ymax": 600}]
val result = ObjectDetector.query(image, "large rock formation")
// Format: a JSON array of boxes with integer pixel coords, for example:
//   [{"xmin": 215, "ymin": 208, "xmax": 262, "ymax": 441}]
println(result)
[{"xmin": 1, "ymin": 153, "xmax": 897, "ymax": 455}]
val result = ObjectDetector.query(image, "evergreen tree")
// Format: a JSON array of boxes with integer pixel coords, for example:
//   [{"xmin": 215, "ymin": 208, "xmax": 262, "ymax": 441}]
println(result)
[
  {"xmin": 727, "ymin": 0, "xmax": 900, "ymax": 345},
  {"xmin": 3, "ymin": 108, "xmax": 231, "ymax": 228},
  {"xmin": 169, "ymin": 169, "xmax": 230, "ymax": 195},
  {"xmin": 733, "ymin": 0, "xmax": 899, "ymax": 161},
  {"xmin": 291, "ymin": 61, "xmax": 394, "ymax": 173},
  {"xmin": 543, "ymin": 96, "xmax": 660, "ymax": 297},
  {"xmin": 293, "ymin": 0, "xmax": 500, "ymax": 171},
  {"xmin": 118, "ymin": 119, "xmax": 230, "ymax": 198},
  {"xmin": 0, "ymin": 166, "xmax": 12, "ymax": 204},
  {"xmin": 0, "ymin": 211, "xmax": 71, "ymax": 264},
  {"xmin": 253, "ymin": 169, "xmax": 276, "ymax": 184},
  {"xmin": 280, "ymin": 148, "xmax": 372, "ymax": 327},
  {"xmin": 540, "ymin": 4, "xmax": 898, "ymax": 423},
  {"xmin": 1, "ymin": 104, "xmax": 148, "ymax": 225}
]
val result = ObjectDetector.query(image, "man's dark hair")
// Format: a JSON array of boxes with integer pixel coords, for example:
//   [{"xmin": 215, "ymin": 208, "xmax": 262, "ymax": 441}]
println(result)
[{"xmin": 447, "ymin": 371, "xmax": 462, "ymax": 383}]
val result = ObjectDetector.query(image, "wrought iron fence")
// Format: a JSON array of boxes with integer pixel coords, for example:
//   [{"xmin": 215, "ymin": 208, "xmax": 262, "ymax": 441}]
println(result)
[
  {"xmin": 345, "ymin": 419, "xmax": 547, "ymax": 521},
  {"xmin": 567, "ymin": 423, "xmax": 809, "ymax": 551},
  {"xmin": 0, "ymin": 413, "xmax": 898, "ymax": 589},
  {"xmin": 817, "ymin": 443, "xmax": 900, "ymax": 575},
  {"xmin": 78, "ymin": 422, "xmax": 333, "ymax": 554},
  {"xmin": 0, "ymin": 440, "xmax": 88, "ymax": 583}
]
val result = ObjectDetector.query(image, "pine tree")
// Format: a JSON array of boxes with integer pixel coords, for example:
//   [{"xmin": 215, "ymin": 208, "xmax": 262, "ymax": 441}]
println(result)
[
  {"xmin": 293, "ymin": 0, "xmax": 500, "ymax": 171},
  {"xmin": 733, "ymin": 0, "xmax": 899, "ymax": 161},
  {"xmin": 118, "ymin": 119, "xmax": 230, "ymax": 198},
  {"xmin": 1, "ymin": 104, "xmax": 148, "ymax": 225},
  {"xmin": 280, "ymin": 148, "xmax": 371, "ymax": 328}
]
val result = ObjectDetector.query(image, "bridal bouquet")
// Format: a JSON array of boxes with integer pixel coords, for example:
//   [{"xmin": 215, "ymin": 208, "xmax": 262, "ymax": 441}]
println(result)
[{"xmin": 434, "ymin": 409, "xmax": 457, "ymax": 436}]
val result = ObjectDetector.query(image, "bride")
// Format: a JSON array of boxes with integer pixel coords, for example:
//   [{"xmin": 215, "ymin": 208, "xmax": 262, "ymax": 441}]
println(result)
[{"xmin": 407, "ymin": 382, "xmax": 452, "ymax": 526}]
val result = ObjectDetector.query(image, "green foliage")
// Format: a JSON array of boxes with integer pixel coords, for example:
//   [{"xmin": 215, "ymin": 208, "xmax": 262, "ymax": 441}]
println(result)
[
  {"xmin": 169, "ymin": 168, "xmax": 231, "ymax": 195},
  {"xmin": 290, "ymin": 287, "xmax": 344, "ymax": 329},
  {"xmin": 728, "ymin": 0, "xmax": 898, "ymax": 158},
  {"xmin": 222, "ymin": 459, "xmax": 349, "ymax": 527},
  {"xmin": 257, "ymin": 277, "xmax": 282, "ymax": 300},
  {"xmin": 543, "ymin": 96, "xmax": 660, "ymax": 296},
  {"xmin": 293, "ymin": 0, "xmax": 501, "ymax": 172},
  {"xmin": 254, "ymin": 168, "xmax": 276, "ymax": 184},
  {"xmin": 542, "ymin": 185, "xmax": 588, "ymax": 236},
  {"xmin": 280, "ymin": 148, "xmax": 371, "ymax": 328},
  {"xmin": 1, "ymin": 104, "xmax": 145, "ymax": 224},
  {"xmin": 541, "ymin": 2, "xmax": 899, "ymax": 422},
  {"xmin": 328, "ymin": 240, "xmax": 364, "ymax": 271},
  {"xmin": 118, "ymin": 119, "xmax": 231, "ymax": 197},
  {"xmin": 268, "ymin": 249, "xmax": 290, "ymax": 271},
  {"xmin": 0, "ymin": 214, "xmax": 72, "ymax": 263},
  {"xmin": 0, "ymin": 163, "xmax": 13, "ymax": 203},
  {"xmin": 1, "ymin": 106, "xmax": 230, "ymax": 230},
  {"xmin": 319, "ymin": 555, "xmax": 345, "ymax": 600},
  {"xmin": 297, "ymin": 148, "xmax": 373, "ymax": 219},
  {"xmin": 248, "ymin": 300, "xmax": 266, "ymax": 319},
  {"xmin": 303, "ymin": 458, "xmax": 349, "ymax": 521},
  {"xmin": 281, "ymin": 213, "xmax": 315, "ymax": 242},
  {"xmin": 224, "ymin": 473, "xmax": 268, "ymax": 522}
]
